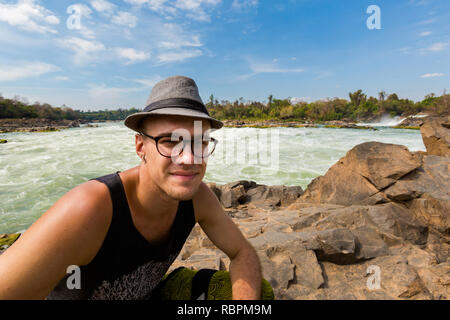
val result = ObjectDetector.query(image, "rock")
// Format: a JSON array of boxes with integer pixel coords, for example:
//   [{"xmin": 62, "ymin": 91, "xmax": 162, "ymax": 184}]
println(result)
[
  {"xmin": 410, "ymin": 193, "xmax": 450, "ymax": 235},
  {"xmin": 420, "ymin": 116, "xmax": 450, "ymax": 157},
  {"xmin": 314, "ymin": 228, "xmax": 357, "ymax": 264},
  {"xmin": 257, "ymin": 250, "xmax": 294, "ymax": 297},
  {"xmin": 0, "ymin": 139, "xmax": 7, "ymax": 144},
  {"xmin": 301, "ymin": 203, "xmax": 428, "ymax": 247},
  {"xmin": 385, "ymin": 155, "xmax": 449, "ymax": 201},
  {"xmin": 397, "ymin": 116, "xmax": 425, "ymax": 127},
  {"xmin": 288, "ymin": 247, "xmax": 324, "ymax": 289},
  {"xmin": 0, "ymin": 233, "xmax": 21, "ymax": 253},
  {"xmin": 212, "ymin": 180, "xmax": 303, "ymax": 209},
  {"xmin": 425, "ymin": 229, "xmax": 450, "ymax": 263},
  {"xmin": 68, "ymin": 120, "xmax": 80, "ymax": 128},
  {"xmin": 389, "ymin": 244, "xmax": 438, "ymax": 269},
  {"xmin": 169, "ymin": 248, "xmax": 226, "ymax": 272},
  {"xmin": 352, "ymin": 227, "xmax": 389, "ymax": 260},
  {"xmin": 220, "ymin": 183, "xmax": 246, "ymax": 208},
  {"xmin": 320, "ymin": 255, "xmax": 432, "ymax": 299},
  {"xmin": 300, "ymin": 142, "xmax": 421, "ymax": 206},
  {"xmin": 365, "ymin": 203, "xmax": 428, "ymax": 246},
  {"xmin": 416, "ymin": 262, "xmax": 450, "ymax": 300}
]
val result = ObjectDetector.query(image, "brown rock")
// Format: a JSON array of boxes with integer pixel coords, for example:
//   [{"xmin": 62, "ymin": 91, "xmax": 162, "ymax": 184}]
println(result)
[
  {"xmin": 420, "ymin": 116, "xmax": 450, "ymax": 157},
  {"xmin": 416, "ymin": 262, "xmax": 450, "ymax": 300},
  {"xmin": 300, "ymin": 142, "xmax": 420, "ymax": 206}
]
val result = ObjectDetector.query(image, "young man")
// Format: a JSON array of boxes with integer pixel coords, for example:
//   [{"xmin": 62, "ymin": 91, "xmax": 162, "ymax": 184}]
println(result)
[{"xmin": 0, "ymin": 75, "xmax": 262, "ymax": 300}]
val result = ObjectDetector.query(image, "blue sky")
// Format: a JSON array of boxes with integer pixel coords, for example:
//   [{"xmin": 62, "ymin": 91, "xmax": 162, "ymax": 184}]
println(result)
[{"xmin": 0, "ymin": 0, "xmax": 449, "ymax": 111}]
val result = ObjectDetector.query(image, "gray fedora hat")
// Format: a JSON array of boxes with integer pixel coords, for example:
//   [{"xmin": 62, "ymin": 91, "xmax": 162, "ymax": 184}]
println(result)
[{"xmin": 124, "ymin": 75, "xmax": 223, "ymax": 132}]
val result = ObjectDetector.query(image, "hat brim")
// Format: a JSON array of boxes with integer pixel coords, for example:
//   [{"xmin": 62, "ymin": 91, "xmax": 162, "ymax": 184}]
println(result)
[{"xmin": 124, "ymin": 107, "xmax": 224, "ymax": 132}]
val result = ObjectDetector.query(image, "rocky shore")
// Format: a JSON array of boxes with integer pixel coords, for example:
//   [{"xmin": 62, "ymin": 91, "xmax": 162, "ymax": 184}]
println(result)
[
  {"xmin": 0, "ymin": 115, "xmax": 448, "ymax": 300},
  {"xmin": 0, "ymin": 118, "xmax": 92, "ymax": 133},
  {"xmin": 0, "ymin": 113, "xmax": 439, "ymax": 134}
]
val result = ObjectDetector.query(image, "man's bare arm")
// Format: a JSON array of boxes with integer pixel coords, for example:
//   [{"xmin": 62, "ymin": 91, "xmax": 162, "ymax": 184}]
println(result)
[
  {"xmin": 193, "ymin": 182, "xmax": 262, "ymax": 300},
  {"xmin": 0, "ymin": 181, "xmax": 112, "ymax": 299}
]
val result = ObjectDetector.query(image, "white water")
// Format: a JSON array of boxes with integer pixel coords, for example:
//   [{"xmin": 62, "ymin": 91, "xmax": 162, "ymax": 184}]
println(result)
[
  {"xmin": 0, "ymin": 122, "xmax": 425, "ymax": 233},
  {"xmin": 357, "ymin": 114, "xmax": 404, "ymax": 127}
]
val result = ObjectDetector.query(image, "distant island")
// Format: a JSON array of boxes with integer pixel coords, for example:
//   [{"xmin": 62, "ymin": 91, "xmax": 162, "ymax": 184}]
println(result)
[{"xmin": 0, "ymin": 90, "xmax": 448, "ymax": 133}]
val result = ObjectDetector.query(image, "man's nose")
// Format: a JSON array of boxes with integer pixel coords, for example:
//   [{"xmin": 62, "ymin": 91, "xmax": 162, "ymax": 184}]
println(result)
[{"xmin": 176, "ymin": 141, "xmax": 201, "ymax": 165}]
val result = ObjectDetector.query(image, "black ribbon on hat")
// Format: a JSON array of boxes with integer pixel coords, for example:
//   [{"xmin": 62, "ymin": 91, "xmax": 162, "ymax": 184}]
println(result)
[{"xmin": 144, "ymin": 98, "xmax": 211, "ymax": 116}]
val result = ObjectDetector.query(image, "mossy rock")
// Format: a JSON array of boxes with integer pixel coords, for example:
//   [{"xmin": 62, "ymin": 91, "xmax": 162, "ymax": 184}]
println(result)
[
  {"xmin": 152, "ymin": 268, "xmax": 274, "ymax": 300},
  {"xmin": 0, "ymin": 139, "xmax": 7, "ymax": 143},
  {"xmin": 0, "ymin": 233, "xmax": 21, "ymax": 248},
  {"xmin": 37, "ymin": 128, "xmax": 61, "ymax": 132},
  {"xmin": 393, "ymin": 126, "xmax": 420, "ymax": 130}
]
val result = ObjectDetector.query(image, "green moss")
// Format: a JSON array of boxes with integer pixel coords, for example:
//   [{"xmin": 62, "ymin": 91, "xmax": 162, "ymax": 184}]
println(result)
[
  {"xmin": 0, "ymin": 233, "xmax": 21, "ymax": 247},
  {"xmin": 393, "ymin": 126, "xmax": 420, "ymax": 130},
  {"xmin": 153, "ymin": 267, "xmax": 274, "ymax": 300},
  {"xmin": 324, "ymin": 125, "xmax": 377, "ymax": 130},
  {"xmin": 37, "ymin": 128, "xmax": 61, "ymax": 132},
  {"xmin": 0, "ymin": 139, "xmax": 7, "ymax": 143}
]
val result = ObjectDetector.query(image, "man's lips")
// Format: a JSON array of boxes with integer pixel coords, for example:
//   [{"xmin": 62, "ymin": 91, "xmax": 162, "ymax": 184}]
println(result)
[
  {"xmin": 169, "ymin": 171, "xmax": 199, "ymax": 180},
  {"xmin": 170, "ymin": 171, "xmax": 199, "ymax": 176}
]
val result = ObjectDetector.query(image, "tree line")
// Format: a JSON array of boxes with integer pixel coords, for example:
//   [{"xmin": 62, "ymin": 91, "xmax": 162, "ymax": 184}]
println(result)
[
  {"xmin": 207, "ymin": 91, "xmax": 449, "ymax": 122},
  {"xmin": 1, "ymin": 91, "xmax": 448, "ymax": 122}
]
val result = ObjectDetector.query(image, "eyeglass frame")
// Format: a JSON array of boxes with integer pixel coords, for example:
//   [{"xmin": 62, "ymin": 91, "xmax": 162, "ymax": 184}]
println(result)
[{"xmin": 138, "ymin": 131, "xmax": 218, "ymax": 159}]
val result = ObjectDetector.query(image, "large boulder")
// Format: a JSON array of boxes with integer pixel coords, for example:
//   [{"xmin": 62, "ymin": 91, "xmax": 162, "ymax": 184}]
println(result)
[
  {"xmin": 420, "ymin": 116, "xmax": 450, "ymax": 157},
  {"xmin": 299, "ymin": 142, "xmax": 421, "ymax": 206}
]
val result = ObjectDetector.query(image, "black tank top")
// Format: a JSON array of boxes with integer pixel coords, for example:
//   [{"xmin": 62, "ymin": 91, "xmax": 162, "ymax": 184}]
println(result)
[{"xmin": 46, "ymin": 171, "xmax": 196, "ymax": 300}]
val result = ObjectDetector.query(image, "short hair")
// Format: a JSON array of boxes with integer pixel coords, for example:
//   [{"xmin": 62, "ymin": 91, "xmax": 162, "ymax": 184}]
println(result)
[{"xmin": 136, "ymin": 117, "xmax": 149, "ymax": 133}]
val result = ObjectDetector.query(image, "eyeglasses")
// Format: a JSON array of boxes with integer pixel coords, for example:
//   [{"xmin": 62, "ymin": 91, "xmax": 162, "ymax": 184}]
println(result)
[{"xmin": 139, "ymin": 132, "xmax": 218, "ymax": 159}]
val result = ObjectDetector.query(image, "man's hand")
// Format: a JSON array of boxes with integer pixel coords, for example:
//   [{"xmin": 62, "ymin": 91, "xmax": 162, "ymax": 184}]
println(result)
[{"xmin": 193, "ymin": 182, "xmax": 262, "ymax": 300}]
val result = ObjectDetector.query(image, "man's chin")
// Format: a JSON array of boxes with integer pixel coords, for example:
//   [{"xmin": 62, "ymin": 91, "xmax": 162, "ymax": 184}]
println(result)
[{"xmin": 165, "ymin": 184, "xmax": 199, "ymax": 201}]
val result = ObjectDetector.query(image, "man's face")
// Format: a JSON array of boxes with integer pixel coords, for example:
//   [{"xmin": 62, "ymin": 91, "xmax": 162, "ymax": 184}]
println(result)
[{"xmin": 137, "ymin": 114, "xmax": 212, "ymax": 201}]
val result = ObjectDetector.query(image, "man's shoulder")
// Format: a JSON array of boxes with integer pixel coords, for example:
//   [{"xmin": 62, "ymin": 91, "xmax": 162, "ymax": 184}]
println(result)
[
  {"xmin": 56, "ymin": 179, "xmax": 113, "ymax": 229},
  {"xmin": 76, "ymin": 179, "xmax": 113, "ymax": 214},
  {"xmin": 192, "ymin": 182, "xmax": 222, "ymax": 223}
]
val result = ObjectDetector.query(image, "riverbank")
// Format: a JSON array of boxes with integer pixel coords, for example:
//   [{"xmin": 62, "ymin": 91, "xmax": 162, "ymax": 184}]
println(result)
[
  {"xmin": 0, "ymin": 118, "xmax": 93, "ymax": 133},
  {"xmin": 0, "ymin": 113, "xmax": 436, "ymax": 134}
]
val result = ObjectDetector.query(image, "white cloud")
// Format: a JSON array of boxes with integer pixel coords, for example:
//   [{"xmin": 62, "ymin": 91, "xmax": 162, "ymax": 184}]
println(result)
[
  {"xmin": 124, "ymin": 0, "xmax": 149, "ymax": 6},
  {"xmin": 132, "ymin": 78, "xmax": 162, "ymax": 87},
  {"xmin": 0, "ymin": 0, "xmax": 60, "ymax": 34},
  {"xmin": 232, "ymin": 0, "xmax": 258, "ymax": 10},
  {"xmin": 87, "ymin": 83, "xmax": 151, "ymax": 105},
  {"xmin": 158, "ymin": 34, "xmax": 202, "ymax": 49},
  {"xmin": 237, "ymin": 59, "xmax": 305, "ymax": 80},
  {"xmin": 427, "ymin": 42, "xmax": 449, "ymax": 52},
  {"xmin": 157, "ymin": 49, "xmax": 202, "ymax": 63},
  {"xmin": 0, "ymin": 62, "xmax": 59, "ymax": 81},
  {"xmin": 54, "ymin": 76, "xmax": 70, "ymax": 81},
  {"xmin": 127, "ymin": 0, "xmax": 221, "ymax": 22},
  {"xmin": 116, "ymin": 48, "xmax": 150, "ymax": 64},
  {"xmin": 421, "ymin": 42, "xmax": 450, "ymax": 54},
  {"xmin": 421, "ymin": 73, "xmax": 444, "ymax": 78},
  {"xmin": 57, "ymin": 37, "xmax": 106, "ymax": 64},
  {"xmin": 290, "ymin": 97, "xmax": 310, "ymax": 104},
  {"xmin": 112, "ymin": 11, "xmax": 138, "ymax": 28},
  {"xmin": 418, "ymin": 31, "xmax": 432, "ymax": 37},
  {"xmin": 90, "ymin": 0, "xmax": 116, "ymax": 14},
  {"xmin": 114, "ymin": 75, "xmax": 163, "ymax": 87}
]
